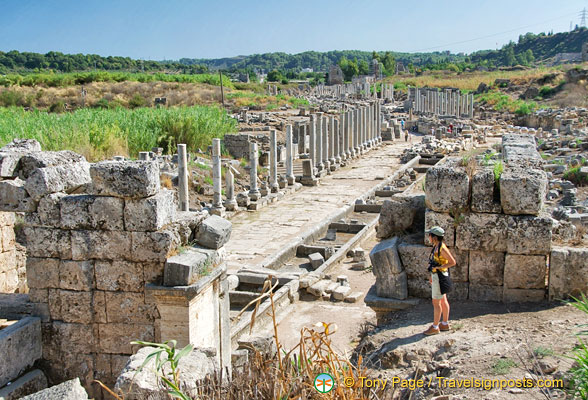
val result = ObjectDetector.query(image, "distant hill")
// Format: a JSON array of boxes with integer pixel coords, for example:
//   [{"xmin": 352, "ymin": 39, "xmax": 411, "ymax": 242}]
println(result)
[{"xmin": 1, "ymin": 28, "xmax": 587, "ymax": 76}]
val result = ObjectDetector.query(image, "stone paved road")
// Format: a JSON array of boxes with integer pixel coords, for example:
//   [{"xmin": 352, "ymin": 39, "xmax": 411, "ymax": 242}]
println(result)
[{"xmin": 224, "ymin": 140, "xmax": 413, "ymax": 273}]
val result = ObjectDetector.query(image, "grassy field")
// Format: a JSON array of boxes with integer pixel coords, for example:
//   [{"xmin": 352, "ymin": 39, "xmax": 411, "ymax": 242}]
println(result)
[
  {"xmin": 226, "ymin": 91, "xmax": 309, "ymax": 110},
  {"xmin": 0, "ymin": 71, "xmax": 235, "ymax": 89},
  {"xmin": 388, "ymin": 67, "xmax": 561, "ymax": 91},
  {"xmin": 0, "ymin": 105, "xmax": 237, "ymax": 161}
]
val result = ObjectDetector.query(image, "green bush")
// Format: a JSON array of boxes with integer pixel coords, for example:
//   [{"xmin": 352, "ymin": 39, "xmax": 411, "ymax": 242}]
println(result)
[
  {"xmin": 0, "ymin": 90, "xmax": 24, "ymax": 107},
  {"xmin": 49, "ymin": 100, "xmax": 66, "ymax": 113},
  {"xmin": 566, "ymin": 293, "xmax": 588, "ymax": 399},
  {"xmin": 539, "ymin": 86, "xmax": 554, "ymax": 97},
  {"xmin": 564, "ymin": 166, "xmax": 588, "ymax": 186},
  {"xmin": 128, "ymin": 94, "xmax": 148, "ymax": 109}
]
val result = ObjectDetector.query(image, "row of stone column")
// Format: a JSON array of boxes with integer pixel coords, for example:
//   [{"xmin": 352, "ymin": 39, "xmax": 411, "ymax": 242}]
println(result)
[
  {"xmin": 412, "ymin": 87, "xmax": 474, "ymax": 118},
  {"xmin": 205, "ymin": 101, "xmax": 385, "ymax": 213}
]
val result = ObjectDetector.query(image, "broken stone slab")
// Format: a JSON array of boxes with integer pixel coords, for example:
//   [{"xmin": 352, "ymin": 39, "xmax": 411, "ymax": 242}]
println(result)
[
  {"xmin": 196, "ymin": 215, "xmax": 232, "ymax": 249},
  {"xmin": 344, "ymin": 292, "xmax": 363, "ymax": 303},
  {"xmin": 0, "ymin": 152, "xmax": 25, "ymax": 178},
  {"xmin": 297, "ymin": 245, "xmax": 333, "ymax": 259},
  {"xmin": 307, "ymin": 279, "xmax": 331, "ymax": 297},
  {"xmin": 18, "ymin": 150, "xmax": 86, "ymax": 180},
  {"xmin": 237, "ymin": 334, "xmax": 277, "ymax": 357},
  {"xmin": 115, "ymin": 346, "xmax": 218, "ymax": 400},
  {"xmin": 89, "ymin": 160, "xmax": 160, "ymax": 199},
  {"xmin": 369, "ymin": 238, "xmax": 407, "ymax": 299},
  {"xmin": 20, "ymin": 378, "xmax": 88, "ymax": 400},
  {"xmin": 0, "ymin": 178, "xmax": 37, "ymax": 212},
  {"xmin": 0, "ymin": 369, "xmax": 47, "ymax": 400},
  {"xmin": 24, "ymin": 162, "xmax": 91, "ymax": 201},
  {"xmin": 308, "ymin": 252, "xmax": 325, "ymax": 269},
  {"xmin": 60, "ymin": 195, "xmax": 124, "ymax": 230},
  {"xmin": 124, "ymin": 189, "xmax": 177, "ymax": 231},
  {"xmin": 549, "ymin": 246, "xmax": 588, "ymax": 300},
  {"xmin": 397, "ymin": 242, "xmax": 431, "ymax": 281},
  {"xmin": 424, "ymin": 158, "xmax": 469, "ymax": 213},
  {"xmin": 500, "ymin": 168, "xmax": 547, "ymax": 215},
  {"xmin": 471, "ymin": 169, "xmax": 501, "ymax": 213},
  {"xmin": 163, "ymin": 246, "xmax": 223, "ymax": 286},
  {"xmin": 0, "ymin": 317, "xmax": 42, "ymax": 388},
  {"xmin": 0, "ymin": 138, "xmax": 41, "ymax": 153},
  {"xmin": 332, "ymin": 285, "xmax": 352, "ymax": 301},
  {"xmin": 504, "ymin": 254, "xmax": 547, "ymax": 290},
  {"xmin": 377, "ymin": 197, "xmax": 417, "ymax": 239}
]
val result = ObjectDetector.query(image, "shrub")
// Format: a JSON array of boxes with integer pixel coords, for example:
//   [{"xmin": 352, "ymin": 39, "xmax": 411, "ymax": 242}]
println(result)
[
  {"xmin": 49, "ymin": 100, "xmax": 66, "ymax": 113},
  {"xmin": 564, "ymin": 166, "xmax": 588, "ymax": 186},
  {"xmin": 539, "ymin": 86, "xmax": 554, "ymax": 97},
  {"xmin": 0, "ymin": 90, "xmax": 24, "ymax": 107},
  {"xmin": 128, "ymin": 94, "xmax": 148, "ymax": 109},
  {"xmin": 566, "ymin": 293, "xmax": 588, "ymax": 399}
]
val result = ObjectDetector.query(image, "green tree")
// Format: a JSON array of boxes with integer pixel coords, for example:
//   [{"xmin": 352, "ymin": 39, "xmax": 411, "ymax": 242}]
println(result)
[
  {"xmin": 358, "ymin": 59, "xmax": 369, "ymax": 75},
  {"xmin": 267, "ymin": 69, "xmax": 283, "ymax": 82},
  {"xmin": 382, "ymin": 52, "xmax": 396, "ymax": 76},
  {"xmin": 338, "ymin": 56, "xmax": 358, "ymax": 81}
]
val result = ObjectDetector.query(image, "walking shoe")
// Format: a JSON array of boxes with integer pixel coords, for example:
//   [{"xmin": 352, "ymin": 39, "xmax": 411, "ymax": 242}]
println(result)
[
  {"xmin": 439, "ymin": 322, "xmax": 450, "ymax": 332},
  {"xmin": 423, "ymin": 325, "xmax": 440, "ymax": 336}
]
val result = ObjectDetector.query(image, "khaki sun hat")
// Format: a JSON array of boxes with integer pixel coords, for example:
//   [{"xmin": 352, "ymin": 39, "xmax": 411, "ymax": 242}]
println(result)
[{"xmin": 425, "ymin": 226, "xmax": 445, "ymax": 237}]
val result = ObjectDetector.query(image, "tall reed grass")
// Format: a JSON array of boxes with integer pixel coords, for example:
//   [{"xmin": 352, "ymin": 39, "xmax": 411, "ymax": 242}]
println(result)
[{"xmin": 0, "ymin": 105, "xmax": 237, "ymax": 161}]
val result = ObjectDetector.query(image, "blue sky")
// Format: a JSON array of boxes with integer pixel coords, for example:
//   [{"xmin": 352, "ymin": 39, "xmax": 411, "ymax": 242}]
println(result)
[{"xmin": 1, "ymin": 0, "xmax": 587, "ymax": 60}]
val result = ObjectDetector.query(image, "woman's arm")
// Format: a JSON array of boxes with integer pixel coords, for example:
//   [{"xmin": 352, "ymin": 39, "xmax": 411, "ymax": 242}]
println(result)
[{"xmin": 441, "ymin": 245, "xmax": 456, "ymax": 268}]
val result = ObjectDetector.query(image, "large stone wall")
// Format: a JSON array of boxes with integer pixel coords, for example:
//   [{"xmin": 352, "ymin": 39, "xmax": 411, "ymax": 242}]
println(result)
[
  {"xmin": 401, "ymin": 134, "xmax": 554, "ymax": 302},
  {"xmin": 0, "ymin": 212, "xmax": 21, "ymax": 293},
  {"xmin": 0, "ymin": 139, "xmax": 231, "ymax": 397}
]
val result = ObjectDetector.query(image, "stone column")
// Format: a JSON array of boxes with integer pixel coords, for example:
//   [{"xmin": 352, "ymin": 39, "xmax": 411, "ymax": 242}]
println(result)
[
  {"xmin": 211, "ymin": 138, "xmax": 224, "ymax": 215},
  {"xmin": 334, "ymin": 118, "xmax": 341, "ymax": 164},
  {"xmin": 316, "ymin": 113, "xmax": 324, "ymax": 171},
  {"xmin": 362, "ymin": 107, "xmax": 368, "ymax": 150},
  {"xmin": 469, "ymin": 94, "xmax": 474, "ymax": 118},
  {"xmin": 177, "ymin": 144, "xmax": 189, "ymax": 211},
  {"xmin": 224, "ymin": 168, "xmax": 237, "ymax": 211},
  {"xmin": 457, "ymin": 92, "xmax": 461, "ymax": 117},
  {"xmin": 341, "ymin": 113, "xmax": 347, "ymax": 161},
  {"xmin": 354, "ymin": 108, "xmax": 361, "ymax": 155},
  {"xmin": 329, "ymin": 115, "xmax": 336, "ymax": 166},
  {"xmin": 377, "ymin": 101, "xmax": 382, "ymax": 143},
  {"xmin": 139, "ymin": 151, "xmax": 149, "ymax": 161},
  {"xmin": 248, "ymin": 142, "xmax": 261, "ymax": 200},
  {"xmin": 269, "ymin": 130, "xmax": 279, "ymax": 193},
  {"xmin": 348, "ymin": 111, "xmax": 355, "ymax": 158},
  {"xmin": 322, "ymin": 116, "xmax": 330, "ymax": 171},
  {"xmin": 285, "ymin": 124, "xmax": 295, "ymax": 185},
  {"xmin": 309, "ymin": 115, "xmax": 316, "ymax": 168}
]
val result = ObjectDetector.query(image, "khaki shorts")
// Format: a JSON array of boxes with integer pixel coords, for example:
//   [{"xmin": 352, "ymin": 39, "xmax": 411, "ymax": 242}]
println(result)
[{"xmin": 431, "ymin": 272, "xmax": 448, "ymax": 300}]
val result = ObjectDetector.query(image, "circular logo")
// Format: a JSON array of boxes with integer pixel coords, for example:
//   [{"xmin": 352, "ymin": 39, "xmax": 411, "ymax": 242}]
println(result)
[{"xmin": 314, "ymin": 373, "xmax": 335, "ymax": 393}]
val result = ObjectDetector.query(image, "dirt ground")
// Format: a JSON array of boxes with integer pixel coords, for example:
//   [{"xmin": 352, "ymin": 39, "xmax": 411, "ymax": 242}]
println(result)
[{"xmin": 275, "ymin": 229, "xmax": 587, "ymax": 400}]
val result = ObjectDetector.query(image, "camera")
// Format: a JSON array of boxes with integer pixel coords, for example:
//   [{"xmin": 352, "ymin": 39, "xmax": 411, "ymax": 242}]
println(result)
[{"xmin": 428, "ymin": 259, "xmax": 441, "ymax": 273}]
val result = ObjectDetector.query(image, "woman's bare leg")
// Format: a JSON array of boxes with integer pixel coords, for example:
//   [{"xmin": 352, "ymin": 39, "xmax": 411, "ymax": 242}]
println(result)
[
  {"xmin": 432, "ymin": 299, "xmax": 442, "ymax": 326},
  {"xmin": 440, "ymin": 295, "xmax": 450, "ymax": 323}
]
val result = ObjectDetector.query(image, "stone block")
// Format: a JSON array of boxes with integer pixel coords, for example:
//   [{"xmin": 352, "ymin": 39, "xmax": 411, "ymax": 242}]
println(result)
[
  {"xmin": 450, "ymin": 248, "xmax": 469, "ymax": 282},
  {"xmin": 424, "ymin": 159, "xmax": 469, "ymax": 212},
  {"xmin": 143, "ymin": 262, "xmax": 165, "ymax": 286},
  {"xmin": 469, "ymin": 284, "xmax": 503, "ymax": 302},
  {"xmin": 93, "ymin": 291, "xmax": 107, "ymax": 323},
  {"xmin": 504, "ymin": 254, "xmax": 546, "ymax": 289},
  {"xmin": 506, "ymin": 215, "xmax": 552, "ymax": 255},
  {"xmin": 163, "ymin": 248, "xmax": 217, "ymax": 286},
  {"xmin": 549, "ymin": 247, "xmax": 588, "ymax": 300},
  {"xmin": 377, "ymin": 197, "xmax": 417, "ymax": 238},
  {"xmin": 115, "ymin": 346, "xmax": 217, "ymax": 400},
  {"xmin": 24, "ymin": 162, "xmax": 91, "ymax": 201},
  {"xmin": 369, "ymin": 238, "xmax": 407, "ymax": 299},
  {"xmin": 0, "ymin": 178, "xmax": 37, "ymax": 212},
  {"xmin": 98, "ymin": 323, "xmax": 154, "ymax": 354},
  {"xmin": 18, "ymin": 150, "xmax": 86, "ymax": 179},
  {"xmin": 95, "ymin": 261, "xmax": 144, "ymax": 292},
  {"xmin": 397, "ymin": 242, "xmax": 430, "ymax": 280},
  {"xmin": 471, "ymin": 169, "xmax": 501, "ymax": 213},
  {"xmin": 20, "ymin": 378, "xmax": 88, "ymax": 400},
  {"xmin": 26, "ymin": 257, "xmax": 60, "ymax": 289},
  {"xmin": 332, "ymin": 285, "xmax": 352, "ymax": 301},
  {"xmin": 0, "ymin": 317, "xmax": 42, "ymax": 388},
  {"xmin": 60, "ymin": 195, "xmax": 124, "ymax": 231},
  {"xmin": 455, "ymin": 213, "xmax": 508, "ymax": 252},
  {"xmin": 124, "ymin": 190, "xmax": 176, "ymax": 231},
  {"xmin": 59, "ymin": 260, "xmax": 94, "ymax": 291},
  {"xmin": 0, "ymin": 211, "xmax": 15, "ymax": 227},
  {"xmin": 0, "ymin": 369, "xmax": 48, "ymax": 400},
  {"xmin": 90, "ymin": 161, "xmax": 160, "ymax": 199},
  {"xmin": 52, "ymin": 290, "xmax": 93, "ymax": 324},
  {"xmin": 2, "ymin": 225, "xmax": 15, "ymax": 251},
  {"xmin": 307, "ymin": 280, "xmax": 332, "ymax": 297},
  {"xmin": 0, "ymin": 152, "xmax": 24, "ymax": 178},
  {"xmin": 503, "ymin": 288, "xmax": 545, "ymax": 303},
  {"xmin": 468, "ymin": 251, "xmax": 505, "ymax": 286},
  {"xmin": 71, "ymin": 230, "xmax": 131, "ymax": 261},
  {"xmin": 0, "ymin": 138, "xmax": 41, "ymax": 153},
  {"xmin": 50, "ymin": 322, "xmax": 95, "ymax": 356},
  {"xmin": 308, "ymin": 252, "xmax": 324, "ymax": 269},
  {"xmin": 131, "ymin": 231, "xmax": 179, "ymax": 262},
  {"xmin": 424, "ymin": 210, "xmax": 455, "ymax": 247},
  {"xmin": 196, "ymin": 215, "xmax": 232, "ymax": 249},
  {"xmin": 500, "ymin": 168, "xmax": 547, "ymax": 215},
  {"xmin": 105, "ymin": 292, "xmax": 156, "ymax": 324},
  {"xmin": 37, "ymin": 193, "xmax": 65, "ymax": 227},
  {"xmin": 24, "ymin": 227, "xmax": 71, "ymax": 259},
  {"xmin": 407, "ymin": 278, "xmax": 430, "ymax": 298},
  {"xmin": 447, "ymin": 282, "xmax": 469, "ymax": 301}
]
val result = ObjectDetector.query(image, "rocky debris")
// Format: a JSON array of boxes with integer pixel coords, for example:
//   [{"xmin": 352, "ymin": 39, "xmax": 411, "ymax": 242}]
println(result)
[
  {"xmin": 400, "ymin": 137, "xmax": 469, "ymax": 163},
  {"xmin": 21, "ymin": 378, "xmax": 88, "ymax": 400},
  {"xmin": 89, "ymin": 160, "xmax": 160, "ymax": 198},
  {"xmin": 369, "ymin": 238, "xmax": 408, "ymax": 299},
  {"xmin": 115, "ymin": 346, "xmax": 218, "ymax": 400},
  {"xmin": 308, "ymin": 252, "xmax": 324, "ymax": 269}
]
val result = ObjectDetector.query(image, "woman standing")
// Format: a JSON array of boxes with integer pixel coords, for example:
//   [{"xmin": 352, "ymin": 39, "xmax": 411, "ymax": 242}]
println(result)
[{"xmin": 424, "ymin": 226, "xmax": 456, "ymax": 336}]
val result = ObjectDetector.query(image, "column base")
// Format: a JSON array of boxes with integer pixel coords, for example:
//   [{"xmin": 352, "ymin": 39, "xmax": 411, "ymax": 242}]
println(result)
[
  {"xmin": 286, "ymin": 176, "xmax": 295, "ymax": 185},
  {"xmin": 248, "ymin": 190, "xmax": 261, "ymax": 201},
  {"xmin": 224, "ymin": 200, "xmax": 238, "ymax": 212},
  {"xmin": 210, "ymin": 206, "xmax": 226, "ymax": 217}
]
